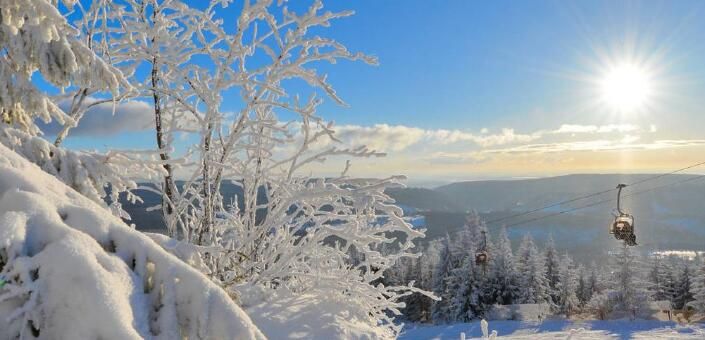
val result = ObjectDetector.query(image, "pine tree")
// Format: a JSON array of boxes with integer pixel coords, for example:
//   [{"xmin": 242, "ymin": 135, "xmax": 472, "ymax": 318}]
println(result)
[
  {"xmin": 673, "ymin": 264, "xmax": 694, "ymax": 310},
  {"xmin": 488, "ymin": 227, "xmax": 518, "ymax": 305},
  {"xmin": 689, "ymin": 259, "xmax": 705, "ymax": 313},
  {"xmin": 576, "ymin": 264, "xmax": 589, "ymax": 306},
  {"xmin": 648, "ymin": 255, "xmax": 676, "ymax": 303},
  {"xmin": 556, "ymin": 253, "xmax": 580, "ymax": 316},
  {"xmin": 449, "ymin": 255, "xmax": 482, "ymax": 321},
  {"xmin": 610, "ymin": 244, "xmax": 651, "ymax": 319},
  {"xmin": 544, "ymin": 235, "xmax": 561, "ymax": 307},
  {"xmin": 586, "ymin": 262, "xmax": 602, "ymax": 301},
  {"xmin": 431, "ymin": 236, "xmax": 454, "ymax": 323},
  {"xmin": 516, "ymin": 234, "xmax": 550, "ymax": 304}
]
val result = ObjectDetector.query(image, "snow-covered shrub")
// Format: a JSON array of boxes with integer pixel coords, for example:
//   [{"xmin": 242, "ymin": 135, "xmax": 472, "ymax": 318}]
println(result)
[
  {"xmin": 0, "ymin": 0, "xmax": 147, "ymax": 218},
  {"xmin": 0, "ymin": 126, "xmax": 164, "ymax": 219},
  {"xmin": 0, "ymin": 143, "xmax": 264, "ymax": 339},
  {"xmin": 92, "ymin": 0, "xmax": 433, "ymax": 336}
]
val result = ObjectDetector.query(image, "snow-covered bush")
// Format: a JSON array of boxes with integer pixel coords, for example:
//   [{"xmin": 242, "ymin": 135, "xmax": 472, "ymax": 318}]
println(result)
[
  {"xmin": 0, "ymin": 143, "xmax": 264, "ymax": 339},
  {"xmin": 0, "ymin": 126, "xmax": 163, "ymax": 218},
  {"xmin": 84, "ymin": 0, "xmax": 432, "ymax": 335},
  {"xmin": 0, "ymin": 0, "xmax": 153, "ymax": 219}
]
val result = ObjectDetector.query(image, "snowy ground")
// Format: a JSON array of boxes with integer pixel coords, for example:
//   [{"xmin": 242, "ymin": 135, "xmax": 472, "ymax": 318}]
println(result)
[{"xmin": 400, "ymin": 320, "xmax": 705, "ymax": 339}]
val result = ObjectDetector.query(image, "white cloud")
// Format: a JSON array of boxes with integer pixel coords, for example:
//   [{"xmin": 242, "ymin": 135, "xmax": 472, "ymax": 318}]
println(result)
[
  {"xmin": 330, "ymin": 124, "xmax": 538, "ymax": 152},
  {"xmin": 41, "ymin": 99, "xmax": 154, "ymax": 136},
  {"xmin": 553, "ymin": 124, "xmax": 640, "ymax": 134},
  {"xmin": 334, "ymin": 124, "xmax": 426, "ymax": 151},
  {"xmin": 481, "ymin": 138, "xmax": 705, "ymax": 154}
]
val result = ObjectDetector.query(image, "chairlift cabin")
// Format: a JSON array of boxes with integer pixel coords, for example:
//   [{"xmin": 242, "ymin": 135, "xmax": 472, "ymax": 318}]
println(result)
[
  {"xmin": 475, "ymin": 231, "xmax": 490, "ymax": 266},
  {"xmin": 610, "ymin": 184, "xmax": 637, "ymax": 246}
]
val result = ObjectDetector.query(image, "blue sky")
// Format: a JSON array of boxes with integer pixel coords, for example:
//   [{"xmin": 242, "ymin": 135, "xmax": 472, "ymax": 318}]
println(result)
[{"xmin": 57, "ymin": 1, "xmax": 705, "ymax": 181}]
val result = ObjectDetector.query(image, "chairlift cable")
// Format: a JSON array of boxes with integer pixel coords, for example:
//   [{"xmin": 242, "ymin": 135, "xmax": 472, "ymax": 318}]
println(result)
[
  {"xmin": 484, "ymin": 160, "xmax": 705, "ymax": 226},
  {"xmin": 498, "ymin": 174, "xmax": 705, "ymax": 228}
]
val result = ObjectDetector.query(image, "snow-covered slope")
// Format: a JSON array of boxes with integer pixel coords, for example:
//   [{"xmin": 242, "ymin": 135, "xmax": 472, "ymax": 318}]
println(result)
[
  {"xmin": 239, "ymin": 285, "xmax": 394, "ymax": 339},
  {"xmin": 0, "ymin": 143, "xmax": 264, "ymax": 339},
  {"xmin": 400, "ymin": 320, "xmax": 705, "ymax": 339}
]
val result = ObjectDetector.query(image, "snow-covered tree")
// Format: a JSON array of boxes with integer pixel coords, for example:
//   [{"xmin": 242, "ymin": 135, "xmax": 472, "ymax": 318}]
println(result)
[
  {"xmin": 431, "ymin": 236, "xmax": 454, "ymax": 323},
  {"xmin": 487, "ymin": 227, "xmax": 518, "ymax": 305},
  {"xmin": 544, "ymin": 234, "xmax": 560, "ymax": 307},
  {"xmin": 50, "ymin": 0, "xmax": 135, "ymax": 146},
  {"xmin": 610, "ymin": 244, "xmax": 651, "ymax": 319},
  {"xmin": 0, "ymin": 0, "xmax": 122, "ymax": 135},
  {"xmin": 673, "ymin": 264, "xmax": 694, "ymax": 310},
  {"xmin": 555, "ymin": 253, "xmax": 580, "ymax": 316},
  {"xmin": 448, "ymin": 255, "xmax": 478, "ymax": 322},
  {"xmin": 587, "ymin": 261, "xmax": 606, "ymax": 297},
  {"xmin": 576, "ymin": 264, "xmax": 589, "ymax": 306},
  {"xmin": 447, "ymin": 213, "xmax": 493, "ymax": 321},
  {"xmin": 689, "ymin": 259, "xmax": 705, "ymax": 313},
  {"xmin": 648, "ymin": 255, "xmax": 676, "ymax": 303},
  {"xmin": 516, "ymin": 234, "xmax": 550, "ymax": 304},
  {"xmin": 100, "ymin": 0, "xmax": 431, "ymax": 334}
]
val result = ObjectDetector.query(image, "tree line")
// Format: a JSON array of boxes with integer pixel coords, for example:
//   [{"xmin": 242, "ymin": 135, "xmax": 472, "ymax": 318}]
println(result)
[{"xmin": 384, "ymin": 213, "xmax": 705, "ymax": 323}]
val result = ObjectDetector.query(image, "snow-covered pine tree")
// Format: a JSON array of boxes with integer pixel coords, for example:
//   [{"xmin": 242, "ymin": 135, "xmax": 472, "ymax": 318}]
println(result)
[
  {"xmin": 648, "ymin": 254, "xmax": 676, "ymax": 303},
  {"xmin": 610, "ymin": 243, "xmax": 651, "ymax": 319},
  {"xmin": 673, "ymin": 263, "xmax": 694, "ymax": 310},
  {"xmin": 488, "ymin": 227, "xmax": 518, "ymax": 305},
  {"xmin": 417, "ymin": 240, "xmax": 443, "ymax": 322},
  {"xmin": 556, "ymin": 253, "xmax": 580, "ymax": 317},
  {"xmin": 431, "ymin": 236, "xmax": 454, "ymax": 323},
  {"xmin": 576, "ymin": 264, "xmax": 587, "ymax": 305},
  {"xmin": 689, "ymin": 258, "xmax": 705, "ymax": 313},
  {"xmin": 587, "ymin": 261, "xmax": 605, "ymax": 298},
  {"xmin": 448, "ymin": 254, "xmax": 479, "ymax": 322},
  {"xmin": 544, "ymin": 234, "xmax": 561, "ymax": 307},
  {"xmin": 516, "ymin": 234, "xmax": 550, "ymax": 304}
]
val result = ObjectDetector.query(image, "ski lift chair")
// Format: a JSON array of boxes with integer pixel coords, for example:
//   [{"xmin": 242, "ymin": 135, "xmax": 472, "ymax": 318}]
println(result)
[
  {"xmin": 475, "ymin": 251, "xmax": 488, "ymax": 266},
  {"xmin": 475, "ymin": 231, "xmax": 490, "ymax": 266},
  {"xmin": 611, "ymin": 184, "xmax": 637, "ymax": 246}
]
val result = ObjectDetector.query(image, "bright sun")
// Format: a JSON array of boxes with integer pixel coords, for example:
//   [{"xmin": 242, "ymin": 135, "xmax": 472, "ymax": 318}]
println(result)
[{"xmin": 599, "ymin": 63, "xmax": 652, "ymax": 113}]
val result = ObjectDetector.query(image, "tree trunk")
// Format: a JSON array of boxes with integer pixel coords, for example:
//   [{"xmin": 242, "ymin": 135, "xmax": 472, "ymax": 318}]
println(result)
[{"xmin": 151, "ymin": 56, "xmax": 178, "ymax": 237}]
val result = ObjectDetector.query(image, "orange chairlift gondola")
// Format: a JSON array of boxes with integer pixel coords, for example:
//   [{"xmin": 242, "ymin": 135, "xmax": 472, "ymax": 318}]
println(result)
[
  {"xmin": 475, "ymin": 230, "xmax": 489, "ymax": 266},
  {"xmin": 610, "ymin": 184, "xmax": 637, "ymax": 246}
]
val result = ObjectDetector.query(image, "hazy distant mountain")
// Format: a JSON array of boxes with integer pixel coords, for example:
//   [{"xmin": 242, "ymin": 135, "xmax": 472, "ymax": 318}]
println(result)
[
  {"xmin": 121, "ymin": 174, "xmax": 705, "ymax": 261},
  {"xmin": 387, "ymin": 174, "xmax": 705, "ymax": 260}
]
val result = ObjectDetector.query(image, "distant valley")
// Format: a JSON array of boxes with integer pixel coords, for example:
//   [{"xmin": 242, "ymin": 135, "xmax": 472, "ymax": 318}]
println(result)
[{"xmin": 122, "ymin": 174, "xmax": 705, "ymax": 262}]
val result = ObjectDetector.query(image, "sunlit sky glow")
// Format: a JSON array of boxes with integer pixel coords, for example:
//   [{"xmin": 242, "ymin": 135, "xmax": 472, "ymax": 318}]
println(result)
[{"xmin": 56, "ymin": 0, "xmax": 705, "ymax": 183}]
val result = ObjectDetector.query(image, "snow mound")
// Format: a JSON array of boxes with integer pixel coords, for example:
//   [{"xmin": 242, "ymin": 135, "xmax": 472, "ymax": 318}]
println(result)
[
  {"xmin": 239, "ymin": 285, "xmax": 394, "ymax": 340},
  {"xmin": 0, "ymin": 144, "xmax": 264, "ymax": 339}
]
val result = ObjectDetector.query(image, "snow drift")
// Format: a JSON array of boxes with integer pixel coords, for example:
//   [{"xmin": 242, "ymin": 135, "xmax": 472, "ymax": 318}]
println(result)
[{"xmin": 0, "ymin": 143, "xmax": 264, "ymax": 339}]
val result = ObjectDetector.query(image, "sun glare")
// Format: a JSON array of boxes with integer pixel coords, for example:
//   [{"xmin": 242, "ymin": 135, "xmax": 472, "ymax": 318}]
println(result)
[{"xmin": 599, "ymin": 63, "xmax": 652, "ymax": 113}]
